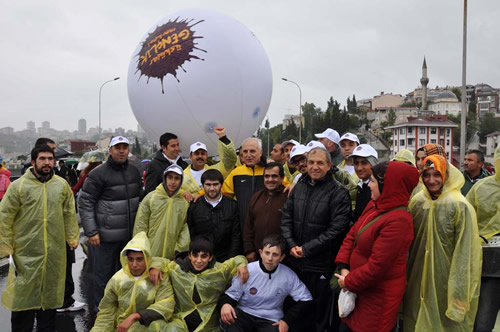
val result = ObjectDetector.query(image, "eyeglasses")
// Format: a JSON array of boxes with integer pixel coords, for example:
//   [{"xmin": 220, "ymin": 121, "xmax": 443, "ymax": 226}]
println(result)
[{"xmin": 290, "ymin": 156, "xmax": 306, "ymax": 165}]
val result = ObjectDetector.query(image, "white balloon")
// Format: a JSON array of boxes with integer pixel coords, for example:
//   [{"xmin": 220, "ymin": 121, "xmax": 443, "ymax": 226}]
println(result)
[{"xmin": 127, "ymin": 9, "xmax": 273, "ymax": 155}]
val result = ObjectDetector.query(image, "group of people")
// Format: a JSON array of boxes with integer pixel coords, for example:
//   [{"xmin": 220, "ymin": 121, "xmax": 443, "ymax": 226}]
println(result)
[{"xmin": 0, "ymin": 125, "xmax": 498, "ymax": 332}]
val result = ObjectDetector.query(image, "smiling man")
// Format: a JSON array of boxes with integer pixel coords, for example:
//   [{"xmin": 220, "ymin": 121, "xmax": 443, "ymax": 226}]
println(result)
[
  {"xmin": 220, "ymin": 235, "xmax": 312, "ymax": 332},
  {"xmin": 281, "ymin": 147, "xmax": 351, "ymax": 332},
  {"xmin": 243, "ymin": 162, "xmax": 288, "ymax": 263},
  {"xmin": 182, "ymin": 127, "xmax": 237, "ymax": 196},
  {"xmin": 187, "ymin": 169, "xmax": 240, "ymax": 262},
  {"xmin": 79, "ymin": 136, "xmax": 143, "ymax": 309}
]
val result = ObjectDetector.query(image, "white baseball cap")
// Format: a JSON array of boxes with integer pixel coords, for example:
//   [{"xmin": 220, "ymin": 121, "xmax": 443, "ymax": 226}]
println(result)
[
  {"xmin": 339, "ymin": 133, "xmax": 360, "ymax": 144},
  {"xmin": 305, "ymin": 140, "xmax": 326, "ymax": 152},
  {"xmin": 282, "ymin": 139, "xmax": 300, "ymax": 148},
  {"xmin": 348, "ymin": 144, "xmax": 378, "ymax": 159},
  {"xmin": 190, "ymin": 141, "xmax": 207, "ymax": 153},
  {"xmin": 289, "ymin": 144, "xmax": 308, "ymax": 160},
  {"xmin": 109, "ymin": 136, "xmax": 130, "ymax": 147},
  {"xmin": 163, "ymin": 164, "xmax": 183, "ymax": 176},
  {"xmin": 315, "ymin": 128, "xmax": 340, "ymax": 145}
]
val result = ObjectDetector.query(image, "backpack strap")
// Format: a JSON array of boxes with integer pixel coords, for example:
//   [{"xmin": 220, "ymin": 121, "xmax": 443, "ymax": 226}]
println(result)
[{"xmin": 353, "ymin": 206, "xmax": 408, "ymax": 248}]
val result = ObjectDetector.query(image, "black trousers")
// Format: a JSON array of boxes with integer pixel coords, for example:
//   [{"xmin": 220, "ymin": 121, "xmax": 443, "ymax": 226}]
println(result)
[
  {"xmin": 11, "ymin": 309, "xmax": 56, "ymax": 332},
  {"xmin": 224, "ymin": 308, "xmax": 278, "ymax": 332},
  {"xmin": 63, "ymin": 243, "xmax": 76, "ymax": 308},
  {"xmin": 294, "ymin": 270, "xmax": 334, "ymax": 332}
]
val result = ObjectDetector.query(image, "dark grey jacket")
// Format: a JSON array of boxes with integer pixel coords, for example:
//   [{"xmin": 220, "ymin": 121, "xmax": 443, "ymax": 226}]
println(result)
[
  {"xmin": 281, "ymin": 170, "xmax": 351, "ymax": 273},
  {"xmin": 79, "ymin": 157, "xmax": 142, "ymax": 242}
]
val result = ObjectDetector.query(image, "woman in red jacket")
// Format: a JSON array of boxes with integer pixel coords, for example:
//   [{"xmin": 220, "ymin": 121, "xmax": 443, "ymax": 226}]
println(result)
[{"xmin": 334, "ymin": 161, "xmax": 419, "ymax": 332}]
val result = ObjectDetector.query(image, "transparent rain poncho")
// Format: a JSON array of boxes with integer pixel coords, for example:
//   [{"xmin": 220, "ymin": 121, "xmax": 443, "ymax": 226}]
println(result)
[
  {"xmin": 92, "ymin": 232, "xmax": 175, "ymax": 331},
  {"xmin": 404, "ymin": 164, "xmax": 482, "ymax": 332},
  {"xmin": 0, "ymin": 169, "xmax": 79, "ymax": 311},
  {"xmin": 466, "ymin": 145, "xmax": 500, "ymax": 240}
]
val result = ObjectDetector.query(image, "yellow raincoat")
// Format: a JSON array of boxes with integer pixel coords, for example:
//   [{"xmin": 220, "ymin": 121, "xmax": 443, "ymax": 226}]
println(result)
[
  {"xmin": 91, "ymin": 232, "xmax": 175, "ymax": 331},
  {"xmin": 0, "ymin": 169, "xmax": 79, "ymax": 311},
  {"xmin": 404, "ymin": 164, "xmax": 482, "ymax": 331},
  {"xmin": 134, "ymin": 178, "xmax": 190, "ymax": 260},
  {"xmin": 466, "ymin": 145, "xmax": 499, "ymax": 240},
  {"xmin": 284, "ymin": 162, "xmax": 299, "ymax": 183},
  {"xmin": 333, "ymin": 166, "xmax": 358, "ymax": 209},
  {"xmin": 162, "ymin": 255, "xmax": 247, "ymax": 332},
  {"xmin": 181, "ymin": 139, "xmax": 237, "ymax": 195},
  {"xmin": 392, "ymin": 149, "xmax": 416, "ymax": 167}
]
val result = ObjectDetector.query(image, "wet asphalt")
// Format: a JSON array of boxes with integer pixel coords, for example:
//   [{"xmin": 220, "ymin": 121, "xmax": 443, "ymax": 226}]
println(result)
[{"xmin": 0, "ymin": 244, "xmax": 96, "ymax": 332}]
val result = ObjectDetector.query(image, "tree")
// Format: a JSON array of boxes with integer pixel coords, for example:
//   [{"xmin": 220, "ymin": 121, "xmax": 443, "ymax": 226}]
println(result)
[
  {"xmin": 448, "ymin": 113, "xmax": 478, "ymax": 147},
  {"xmin": 379, "ymin": 109, "xmax": 397, "ymax": 144},
  {"xmin": 132, "ymin": 136, "xmax": 142, "ymax": 156},
  {"xmin": 451, "ymin": 87, "xmax": 462, "ymax": 102},
  {"xmin": 478, "ymin": 113, "xmax": 500, "ymax": 141}
]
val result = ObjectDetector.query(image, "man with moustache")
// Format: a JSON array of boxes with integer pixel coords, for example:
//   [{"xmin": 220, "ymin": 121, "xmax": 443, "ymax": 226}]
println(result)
[
  {"xmin": 0, "ymin": 145, "xmax": 80, "ymax": 331},
  {"xmin": 243, "ymin": 162, "xmax": 288, "ymax": 262},
  {"xmin": 181, "ymin": 126, "xmax": 237, "ymax": 196},
  {"xmin": 187, "ymin": 169, "xmax": 241, "ymax": 262}
]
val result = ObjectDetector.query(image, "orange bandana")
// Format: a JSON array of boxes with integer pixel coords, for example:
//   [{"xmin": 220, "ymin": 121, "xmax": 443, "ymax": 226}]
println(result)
[{"xmin": 422, "ymin": 155, "xmax": 447, "ymax": 183}]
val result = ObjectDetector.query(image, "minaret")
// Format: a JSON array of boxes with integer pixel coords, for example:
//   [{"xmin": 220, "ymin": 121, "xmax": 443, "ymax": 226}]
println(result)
[{"xmin": 420, "ymin": 57, "xmax": 429, "ymax": 110}]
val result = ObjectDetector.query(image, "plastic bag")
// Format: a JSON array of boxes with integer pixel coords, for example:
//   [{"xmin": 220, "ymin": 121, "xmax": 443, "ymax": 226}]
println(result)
[{"xmin": 338, "ymin": 290, "xmax": 357, "ymax": 317}]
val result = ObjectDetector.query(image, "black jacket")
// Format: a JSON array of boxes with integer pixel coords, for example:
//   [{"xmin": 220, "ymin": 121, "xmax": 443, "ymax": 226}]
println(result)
[
  {"xmin": 281, "ymin": 171, "xmax": 351, "ymax": 273},
  {"xmin": 79, "ymin": 157, "xmax": 143, "ymax": 242},
  {"xmin": 144, "ymin": 150, "xmax": 188, "ymax": 195},
  {"xmin": 187, "ymin": 196, "xmax": 241, "ymax": 262}
]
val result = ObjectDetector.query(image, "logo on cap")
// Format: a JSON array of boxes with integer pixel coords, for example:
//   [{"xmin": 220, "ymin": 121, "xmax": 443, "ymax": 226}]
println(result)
[
  {"xmin": 356, "ymin": 146, "xmax": 362, "ymax": 151},
  {"xmin": 345, "ymin": 134, "xmax": 350, "ymax": 137},
  {"xmin": 291, "ymin": 147, "xmax": 296, "ymax": 152}
]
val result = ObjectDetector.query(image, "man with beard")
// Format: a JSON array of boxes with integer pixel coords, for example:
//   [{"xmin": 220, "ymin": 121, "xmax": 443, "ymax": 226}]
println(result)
[
  {"xmin": 243, "ymin": 162, "xmax": 288, "ymax": 262},
  {"xmin": 269, "ymin": 143, "xmax": 286, "ymax": 164},
  {"xmin": 187, "ymin": 169, "xmax": 240, "ymax": 262},
  {"xmin": 0, "ymin": 145, "xmax": 80, "ymax": 331}
]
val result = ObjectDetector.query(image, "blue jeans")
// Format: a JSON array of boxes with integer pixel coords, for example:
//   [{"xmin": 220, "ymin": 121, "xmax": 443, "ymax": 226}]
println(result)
[
  {"xmin": 92, "ymin": 241, "xmax": 127, "ymax": 308},
  {"xmin": 474, "ymin": 277, "xmax": 500, "ymax": 332}
]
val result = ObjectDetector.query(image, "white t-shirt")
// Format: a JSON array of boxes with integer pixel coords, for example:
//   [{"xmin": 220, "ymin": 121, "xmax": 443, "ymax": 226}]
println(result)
[
  {"xmin": 189, "ymin": 168, "xmax": 205, "ymax": 187},
  {"xmin": 225, "ymin": 261, "xmax": 312, "ymax": 322}
]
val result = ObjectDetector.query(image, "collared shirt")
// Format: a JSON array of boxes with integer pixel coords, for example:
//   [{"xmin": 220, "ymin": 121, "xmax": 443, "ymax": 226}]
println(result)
[{"xmin": 204, "ymin": 194, "xmax": 223, "ymax": 208}]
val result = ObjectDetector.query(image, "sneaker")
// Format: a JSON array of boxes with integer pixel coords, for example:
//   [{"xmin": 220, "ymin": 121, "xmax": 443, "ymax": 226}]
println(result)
[{"xmin": 57, "ymin": 300, "xmax": 86, "ymax": 312}]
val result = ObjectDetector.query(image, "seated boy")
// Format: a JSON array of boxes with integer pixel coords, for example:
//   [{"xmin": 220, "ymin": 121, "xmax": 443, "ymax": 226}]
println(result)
[
  {"xmin": 150, "ymin": 235, "xmax": 248, "ymax": 331},
  {"xmin": 219, "ymin": 234, "xmax": 312, "ymax": 332},
  {"xmin": 91, "ymin": 232, "xmax": 175, "ymax": 332}
]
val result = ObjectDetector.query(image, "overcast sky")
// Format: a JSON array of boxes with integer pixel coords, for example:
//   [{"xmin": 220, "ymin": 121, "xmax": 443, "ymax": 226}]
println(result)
[{"xmin": 1, "ymin": 0, "xmax": 499, "ymax": 133}]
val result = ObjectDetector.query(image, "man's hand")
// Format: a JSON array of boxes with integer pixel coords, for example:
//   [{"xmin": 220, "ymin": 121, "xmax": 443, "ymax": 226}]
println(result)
[
  {"xmin": 69, "ymin": 242, "xmax": 78, "ymax": 250},
  {"xmin": 220, "ymin": 303, "xmax": 237, "ymax": 324},
  {"xmin": 272, "ymin": 320, "xmax": 289, "ymax": 332},
  {"xmin": 214, "ymin": 126, "xmax": 226, "ymax": 138},
  {"xmin": 89, "ymin": 234, "xmax": 100, "ymax": 247},
  {"xmin": 245, "ymin": 252, "xmax": 257, "ymax": 262},
  {"xmin": 149, "ymin": 268, "xmax": 163, "ymax": 286},
  {"xmin": 116, "ymin": 312, "xmax": 141, "ymax": 332},
  {"xmin": 235, "ymin": 265, "xmax": 249, "ymax": 284},
  {"xmin": 289, "ymin": 246, "xmax": 304, "ymax": 258},
  {"xmin": 183, "ymin": 191, "xmax": 194, "ymax": 202},
  {"xmin": 283, "ymin": 183, "xmax": 295, "ymax": 197}
]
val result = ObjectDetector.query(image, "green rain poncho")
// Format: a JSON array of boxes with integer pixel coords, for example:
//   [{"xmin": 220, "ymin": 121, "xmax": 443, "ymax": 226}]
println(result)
[
  {"xmin": 134, "ymin": 168, "xmax": 190, "ymax": 259},
  {"xmin": 0, "ymin": 169, "xmax": 79, "ymax": 311},
  {"xmin": 466, "ymin": 145, "xmax": 500, "ymax": 240},
  {"xmin": 404, "ymin": 164, "xmax": 482, "ymax": 332},
  {"xmin": 92, "ymin": 232, "xmax": 175, "ymax": 332},
  {"xmin": 392, "ymin": 149, "xmax": 416, "ymax": 167},
  {"xmin": 162, "ymin": 255, "xmax": 247, "ymax": 332},
  {"xmin": 181, "ymin": 138, "xmax": 237, "ymax": 195}
]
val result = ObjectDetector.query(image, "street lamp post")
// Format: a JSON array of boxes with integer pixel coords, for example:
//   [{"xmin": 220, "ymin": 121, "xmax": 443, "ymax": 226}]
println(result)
[
  {"xmin": 282, "ymin": 78, "xmax": 302, "ymax": 143},
  {"xmin": 459, "ymin": 0, "xmax": 467, "ymax": 171},
  {"xmin": 99, "ymin": 77, "xmax": 120, "ymax": 137}
]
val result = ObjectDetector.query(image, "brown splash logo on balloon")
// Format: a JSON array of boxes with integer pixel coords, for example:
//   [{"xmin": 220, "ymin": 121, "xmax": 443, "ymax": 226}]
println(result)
[{"xmin": 135, "ymin": 18, "xmax": 206, "ymax": 93}]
